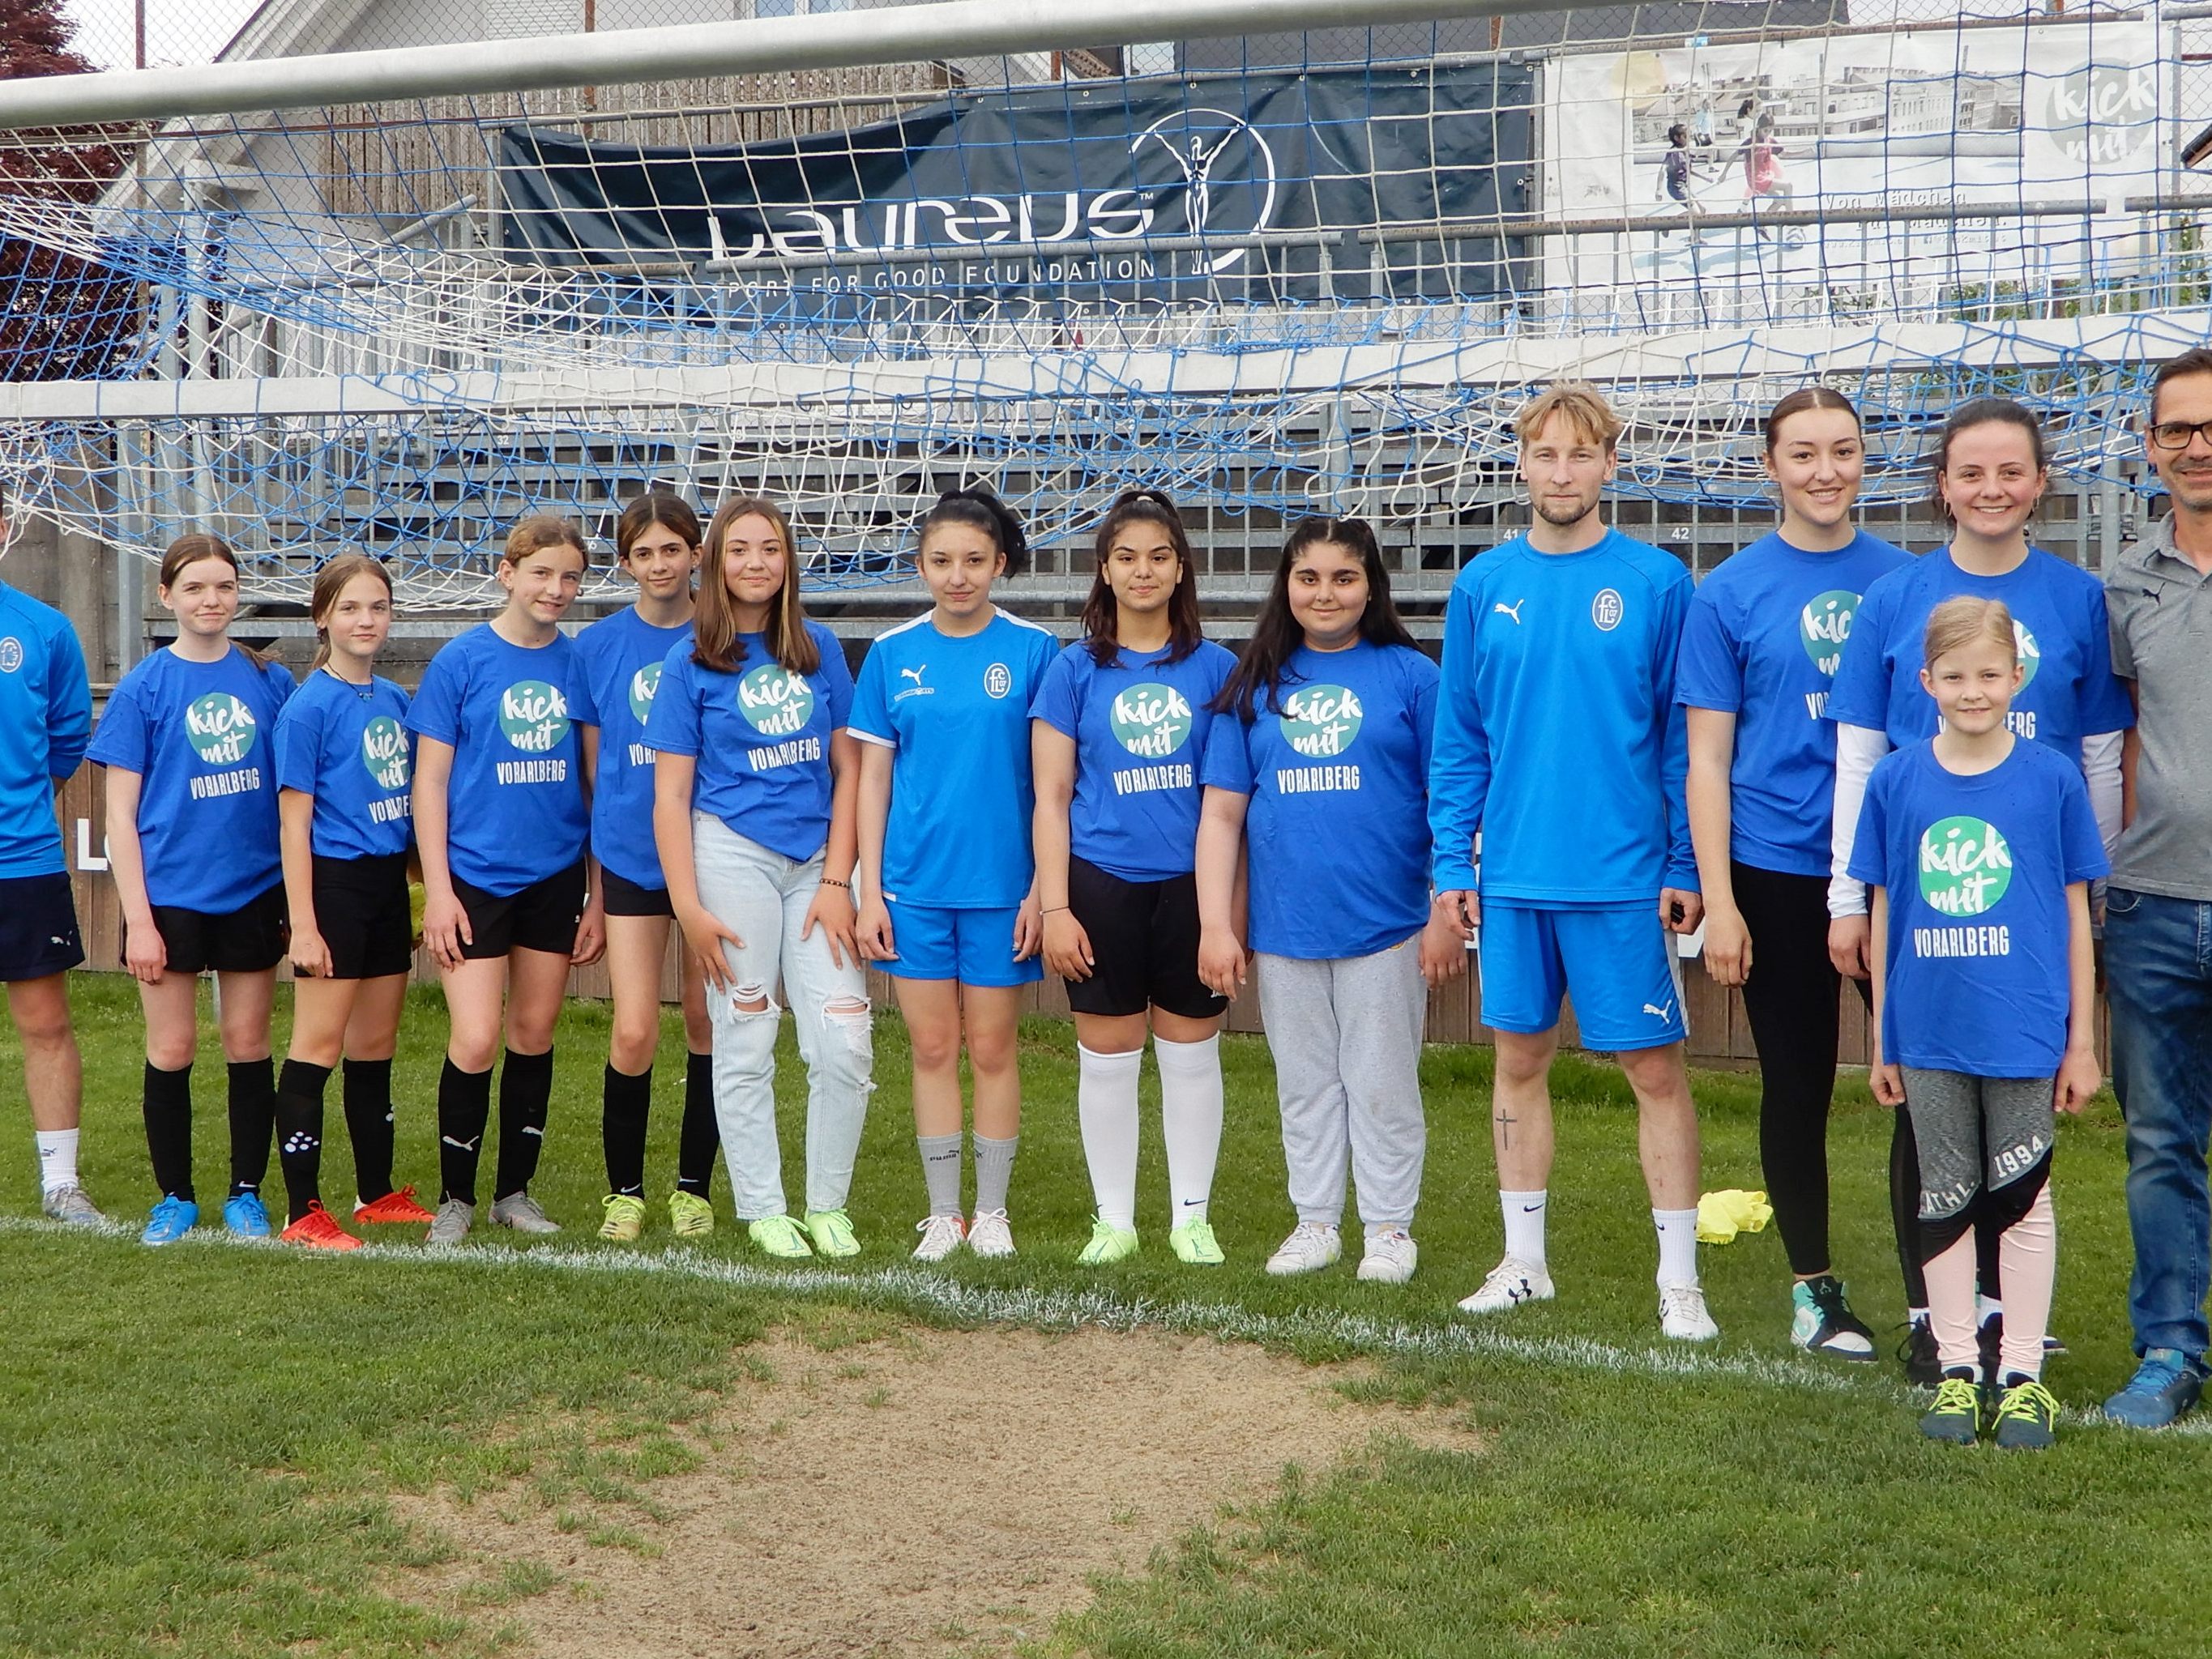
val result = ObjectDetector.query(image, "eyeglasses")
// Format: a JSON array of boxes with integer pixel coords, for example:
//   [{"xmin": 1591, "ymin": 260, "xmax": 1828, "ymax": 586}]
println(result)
[{"xmin": 2148, "ymin": 420, "xmax": 2212, "ymax": 450}]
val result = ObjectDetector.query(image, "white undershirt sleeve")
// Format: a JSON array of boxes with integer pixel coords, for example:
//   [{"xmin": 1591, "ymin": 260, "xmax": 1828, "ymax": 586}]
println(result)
[
  {"xmin": 1829, "ymin": 723, "xmax": 1889, "ymax": 919},
  {"xmin": 2082, "ymin": 730, "xmax": 2124, "ymax": 859}
]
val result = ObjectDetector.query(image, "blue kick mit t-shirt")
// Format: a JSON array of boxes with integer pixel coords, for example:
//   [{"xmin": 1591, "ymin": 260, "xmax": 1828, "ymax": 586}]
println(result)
[
  {"xmin": 1847, "ymin": 738, "xmax": 2107, "ymax": 1078},
  {"xmin": 644, "ymin": 622, "xmax": 854, "ymax": 864},
  {"xmin": 1826, "ymin": 547, "xmax": 2135, "ymax": 760},
  {"xmin": 1430, "ymin": 529, "xmax": 1697, "ymax": 902},
  {"xmin": 1674, "ymin": 528, "xmax": 1911, "ymax": 876},
  {"xmin": 88, "ymin": 645, "xmax": 295, "ymax": 913},
  {"xmin": 1031, "ymin": 637, "xmax": 1236, "ymax": 881},
  {"xmin": 849, "ymin": 608, "xmax": 1058, "ymax": 907},
  {"xmin": 0, "ymin": 582, "xmax": 91, "ymax": 880},
  {"xmin": 406, "ymin": 623, "xmax": 588, "ymax": 897},
  {"xmin": 571, "ymin": 607, "xmax": 694, "ymax": 891},
  {"xmin": 273, "ymin": 669, "xmax": 414, "ymax": 861},
  {"xmin": 1202, "ymin": 638, "xmax": 1440, "ymax": 959}
]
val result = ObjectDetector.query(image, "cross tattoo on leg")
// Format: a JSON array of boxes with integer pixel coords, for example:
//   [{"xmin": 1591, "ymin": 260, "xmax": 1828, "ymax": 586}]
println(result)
[{"xmin": 1494, "ymin": 1109, "xmax": 1516, "ymax": 1150}]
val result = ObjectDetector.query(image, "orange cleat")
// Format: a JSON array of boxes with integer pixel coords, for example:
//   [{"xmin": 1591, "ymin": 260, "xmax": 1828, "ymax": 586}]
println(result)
[
  {"xmin": 353, "ymin": 1186, "xmax": 435, "ymax": 1224},
  {"xmin": 280, "ymin": 1201, "xmax": 363, "ymax": 1252}
]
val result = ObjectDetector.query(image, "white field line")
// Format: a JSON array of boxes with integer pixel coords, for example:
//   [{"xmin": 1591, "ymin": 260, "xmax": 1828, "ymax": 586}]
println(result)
[{"xmin": 6, "ymin": 1213, "xmax": 2193, "ymax": 1436}]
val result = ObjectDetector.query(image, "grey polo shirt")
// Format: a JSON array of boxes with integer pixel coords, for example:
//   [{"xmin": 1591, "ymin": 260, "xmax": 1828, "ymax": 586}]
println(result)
[{"xmin": 2107, "ymin": 515, "xmax": 2212, "ymax": 900}]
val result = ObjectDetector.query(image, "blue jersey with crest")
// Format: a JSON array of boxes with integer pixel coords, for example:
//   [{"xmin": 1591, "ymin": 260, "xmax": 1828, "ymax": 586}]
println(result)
[{"xmin": 0, "ymin": 582, "xmax": 91, "ymax": 880}]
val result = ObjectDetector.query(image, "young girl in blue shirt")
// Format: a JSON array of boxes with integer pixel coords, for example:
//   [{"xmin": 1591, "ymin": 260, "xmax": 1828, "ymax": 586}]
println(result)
[
  {"xmin": 1196, "ymin": 517, "xmax": 1461, "ymax": 1283},
  {"xmin": 92, "ymin": 535, "xmax": 297, "ymax": 1245},
  {"xmin": 271, "ymin": 553, "xmax": 428, "ymax": 1248},
  {"xmin": 852, "ymin": 490, "xmax": 1057, "ymax": 1261},
  {"xmin": 574, "ymin": 493, "xmax": 719, "ymax": 1244},
  {"xmin": 1849, "ymin": 596, "xmax": 2104, "ymax": 1449},
  {"xmin": 408, "ymin": 516, "xmax": 604, "ymax": 1243},
  {"xmin": 647, "ymin": 496, "xmax": 871, "ymax": 1261},
  {"xmin": 1033, "ymin": 488, "xmax": 1236, "ymax": 1267}
]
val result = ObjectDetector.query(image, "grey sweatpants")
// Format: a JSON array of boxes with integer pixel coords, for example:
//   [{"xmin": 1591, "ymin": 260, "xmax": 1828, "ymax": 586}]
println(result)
[
  {"xmin": 1899, "ymin": 1066, "xmax": 2054, "ymax": 1223},
  {"xmin": 1255, "ymin": 938, "xmax": 1428, "ymax": 1230}
]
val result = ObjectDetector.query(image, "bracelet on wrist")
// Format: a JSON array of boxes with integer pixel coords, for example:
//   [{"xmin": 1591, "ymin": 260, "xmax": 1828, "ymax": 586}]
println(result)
[
  {"xmin": 1043, "ymin": 905, "xmax": 1071, "ymax": 915},
  {"xmin": 819, "ymin": 876, "xmax": 852, "ymax": 891}
]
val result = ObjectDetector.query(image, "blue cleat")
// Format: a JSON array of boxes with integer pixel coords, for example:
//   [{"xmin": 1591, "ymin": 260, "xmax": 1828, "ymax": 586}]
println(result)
[
  {"xmin": 140, "ymin": 1195, "xmax": 199, "ymax": 1247},
  {"xmin": 2103, "ymin": 1348, "xmax": 2206, "ymax": 1429},
  {"xmin": 223, "ymin": 1192, "xmax": 271, "ymax": 1239}
]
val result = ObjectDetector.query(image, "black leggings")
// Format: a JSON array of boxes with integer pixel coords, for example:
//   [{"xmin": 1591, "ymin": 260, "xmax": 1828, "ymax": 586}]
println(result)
[{"xmin": 1732, "ymin": 862, "xmax": 1868, "ymax": 1278}]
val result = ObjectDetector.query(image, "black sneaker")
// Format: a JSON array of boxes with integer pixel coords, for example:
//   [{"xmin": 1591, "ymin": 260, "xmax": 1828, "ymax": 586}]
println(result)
[
  {"xmin": 1790, "ymin": 1276, "xmax": 1877, "ymax": 1361},
  {"xmin": 1898, "ymin": 1316, "xmax": 1942, "ymax": 1388}
]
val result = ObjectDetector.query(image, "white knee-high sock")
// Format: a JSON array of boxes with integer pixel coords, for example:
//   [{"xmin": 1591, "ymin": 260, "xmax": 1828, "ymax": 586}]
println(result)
[
  {"xmin": 1078, "ymin": 1044, "xmax": 1142, "ymax": 1230},
  {"xmin": 1154, "ymin": 1032, "xmax": 1223, "ymax": 1224}
]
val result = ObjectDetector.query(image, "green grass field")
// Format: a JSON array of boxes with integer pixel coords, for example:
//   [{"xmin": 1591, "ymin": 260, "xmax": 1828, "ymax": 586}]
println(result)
[{"xmin": 3, "ymin": 973, "xmax": 2206, "ymax": 1657}]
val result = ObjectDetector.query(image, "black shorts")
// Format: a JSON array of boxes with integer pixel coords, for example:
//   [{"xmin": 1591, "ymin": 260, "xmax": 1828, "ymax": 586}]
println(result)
[
  {"xmin": 454, "ymin": 859, "xmax": 586, "ymax": 960},
  {"xmin": 309, "ymin": 851, "xmax": 414, "ymax": 979},
  {"xmin": 1064, "ymin": 855, "xmax": 1227, "ymax": 1021},
  {"xmin": 0, "ymin": 871, "xmax": 84, "ymax": 982},
  {"xmin": 599, "ymin": 865, "xmax": 673, "ymax": 919},
  {"xmin": 135, "ymin": 881, "xmax": 288, "ymax": 975}
]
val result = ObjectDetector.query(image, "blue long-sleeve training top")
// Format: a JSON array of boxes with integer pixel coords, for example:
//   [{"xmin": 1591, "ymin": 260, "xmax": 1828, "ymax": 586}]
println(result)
[
  {"xmin": 0, "ymin": 582, "xmax": 92, "ymax": 880},
  {"xmin": 1428, "ymin": 527, "xmax": 1697, "ymax": 904}
]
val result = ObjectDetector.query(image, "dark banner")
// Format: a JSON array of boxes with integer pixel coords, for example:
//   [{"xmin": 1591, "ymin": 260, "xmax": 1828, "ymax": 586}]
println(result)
[{"xmin": 498, "ymin": 63, "xmax": 1534, "ymax": 301}]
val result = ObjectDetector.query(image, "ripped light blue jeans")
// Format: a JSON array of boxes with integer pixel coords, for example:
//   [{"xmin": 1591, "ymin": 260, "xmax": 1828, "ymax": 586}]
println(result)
[{"xmin": 692, "ymin": 812, "xmax": 873, "ymax": 1221}]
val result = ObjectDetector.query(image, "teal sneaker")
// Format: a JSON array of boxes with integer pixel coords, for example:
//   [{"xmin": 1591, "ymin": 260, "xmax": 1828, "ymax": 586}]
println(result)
[
  {"xmin": 140, "ymin": 1195, "xmax": 198, "ymax": 1247},
  {"xmin": 1168, "ymin": 1217, "xmax": 1224, "ymax": 1265},
  {"xmin": 2103, "ymin": 1348, "xmax": 2206, "ymax": 1429},
  {"xmin": 222, "ymin": 1192, "xmax": 271, "ymax": 1239},
  {"xmin": 1992, "ymin": 1378, "xmax": 2060, "ymax": 1451},
  {"xmin": 804, "ymin": 1209, "xmax": 860, "ymax": 1258},
  {"xmin": 747, "ymin": 1213, "xmax": 813, "ymax": 1260},
  {"xmin": 1077, "ymin": 1218, "xmax": 1139, "ymax": 1266},
  {"xmin": 1919, "ymin": 1372, "xmax": 1982, "ymax": 1446}
]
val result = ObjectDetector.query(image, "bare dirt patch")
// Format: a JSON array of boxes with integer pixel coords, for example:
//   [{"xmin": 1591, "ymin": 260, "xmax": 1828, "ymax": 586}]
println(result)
[{"xmin": 397, "ymin": 1320, "xmax": 1478, "ymax": 1657}]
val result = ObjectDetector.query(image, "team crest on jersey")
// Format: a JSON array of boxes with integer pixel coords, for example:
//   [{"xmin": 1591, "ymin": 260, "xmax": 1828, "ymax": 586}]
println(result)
[
  {"xmin": 1279, "ymin": 684, "xmax": 1363, "ymax": 757},
  {"xmin": 2013, "ymin": 620, "xmax": 2042, "ymax": 689},
  {"xmin": 498, "ymin": 680, "xmax": 570, "ymax": 753},
  {"xmin": 1591, "ymin": 589, "xmax": 1625, "ymax": 632},
  {"xmin": 984, "ymin": 663, "xmax": 1013, "ymax": 699},
  {"xmin": 628, "ymin": 663, "xmax": 662, "ymax": 724},
  {"xmin": 1919, "ymin": 816, "xmax": 2013, "ymax": 916},
  {"xmin": 185, "ymin": 692, "xmax": 258, "ymax": 766},
  {"xmin": 1798, "ymin": 590, "xmax": 1860, "ymax": 676},
  {"xmin": 0, "ymin": 638, "xmax": 21, "ymax": 674},
  {"xmin": 360, "ymin": 715, "xmax": 409, "ymax": 791},
  {"xmin": 1109, "ymin": 683, "xmax": 1193, "ymax": 757},
  {"xmin": 737, "ymin": 663, "xmax": 814, "ymax": 736}
]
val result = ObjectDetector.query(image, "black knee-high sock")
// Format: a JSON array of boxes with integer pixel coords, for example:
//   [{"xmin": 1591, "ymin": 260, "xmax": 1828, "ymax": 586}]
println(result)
[
  {"xmin": 275, "ymin": 1059, "xmax": 333, "ymax": 1224},
  {"xmin": 143, "ymin": 1061, "xmax": 194, "ymax": 1202},
  {"xmin": 343, "ymin": 1057, "xmax": 397, "ymax": 1201},
  {"xmin": 1890, "ymin": 1107, "xmax": 1930, "ymax": 1309},
  {"xmin": 676, "ymin": 1050, "xmax": 719, "ymax": 1197},
  {"xmin": 602, "ymin": 1064, "xmax": 651, "ymax": 1197},
  {"xmin": 494, "ymin": 1047, "xmax": 555, "ymax": 1201},
  {"xmin": 438, "ymin": 1059, "xmax": 494, "ymax": 1206},
  {"xmin": 226, "ymin": 1057, "xmax": 276, "ymax": 1200}
]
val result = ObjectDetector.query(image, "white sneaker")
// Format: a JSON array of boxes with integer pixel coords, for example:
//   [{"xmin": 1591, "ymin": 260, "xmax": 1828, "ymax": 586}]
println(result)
[
  {"xmin": 911, "ymin": 1212, "xmax": 966, "ymax": 1262},
  {"xmin": 489, "ymin": 1192, "xmax": 560, "ymax": 1235},
  {"xmin": 967, "ymin": 1209, "xmax": 1016, "ymax": 1259},
  {"xmin": 426, "ymin": 1198, "xmax": 473, "ymax": 1246},
  {"xmin": 1356, "ymin": 1228, "xmax": 1418, "ymax": 1284},
  {"xmin": 1457, "ymin": 1253, "xmax": 1555, "ymax": 1314},
  {"xmin": 1264, "ymin": 1222, "xmax": 1342, "ymax": 1276},
  {"xmin": 1659, "ymin": 1281, "xmax": 1719, "ymax": 1342}
]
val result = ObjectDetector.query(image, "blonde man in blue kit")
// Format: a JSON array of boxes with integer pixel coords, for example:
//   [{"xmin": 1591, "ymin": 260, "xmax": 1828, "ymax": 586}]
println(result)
[{"xmin": 1429, "ymin": 383, "xmax": 1715, "ymax": 1341}]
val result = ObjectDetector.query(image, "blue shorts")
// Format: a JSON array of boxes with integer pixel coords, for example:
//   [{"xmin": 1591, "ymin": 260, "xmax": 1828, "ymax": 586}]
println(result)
[
  {"xmin": 882, "ymin": 899, "xmax": 1043, "ymax": 988},
  {"xmin": 1479, "ymin": 901, "xmax": 1687, "ymax": 1051}
]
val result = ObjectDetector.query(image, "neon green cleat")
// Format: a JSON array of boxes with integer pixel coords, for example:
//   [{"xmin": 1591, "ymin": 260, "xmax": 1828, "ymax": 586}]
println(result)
[
  {"xmin": 667, "ymin": 1192, "xmax": 715, "ymax": 1239},
  {"xmin": 1168, "ymin": 1217, "xmax": 1225, "ymax": 1265},
  {"xmin": 805, "ymin": 1209, "xmax": 860, "ymax": 1258},
  {"xmin": 747, "ymin": 1213, "xmax": 814, "ymax": 1260},
  {"xmin": 597, "ymin": 1194, "xmax": 647, "ymax": 1243},
  {"xmin": 1077, "ymin": 1218, "xmax": 1140, "ymax": 1266}
]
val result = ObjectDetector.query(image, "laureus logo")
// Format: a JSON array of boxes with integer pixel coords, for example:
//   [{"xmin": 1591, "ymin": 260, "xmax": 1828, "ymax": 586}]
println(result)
[
  {"xmin": 1799, "ymin": 590, "xmax": 1860, "ymax": 676},
  {"xmin": 628, "ymin": 663, "xmax": 662, "ymax": 725},
  {"xmin": 185, "ymin": 692, "xmax": 258, "ymax": 766},
  {"xmin": 1918, "ymin": 816, "xmax": 2013, "ymax": 916},
  {"xmin": 1130, "ymin": 108, "xmax": 1279, "ymax": 275},
  {"xmin": 737, "ymin": 664, "xmax": 813, "ymax": 736},
  {"xmin": 1279, "ymin": 684, "xmax": 1363, "ymax": 758},
  {"xmin": 360, "ymin": 715, "xmax": 409, "ymax": 791},
  {"xmin": 1109, "ymin": 683, "xmax": 1194, "ymax": 758},
  {"xmin": 498, "ymin": 681, "xmax": 570, "ymax": 753}
]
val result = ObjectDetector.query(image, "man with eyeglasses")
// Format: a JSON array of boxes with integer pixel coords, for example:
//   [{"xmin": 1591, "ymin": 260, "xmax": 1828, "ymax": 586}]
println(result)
[{"xmin": 2103, "ymin": 346, "xmax": 2212, "ymax": 1428}]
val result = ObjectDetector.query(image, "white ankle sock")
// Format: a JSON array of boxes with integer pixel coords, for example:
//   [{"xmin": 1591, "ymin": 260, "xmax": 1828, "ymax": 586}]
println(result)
[
  {"xmin": 35, "ymin": 1128, "xmax": 78, "ymax": 1195},
  {"xmin": 1077, "ymin": 1044, "xmax": 1142, "ymax": 1230},
  {"xmin": 1501, "ymin": 1189, "xmax": 1548, "ymax": 1265},
  {"xmin": 1153, "ymin": 1032, "xmax": 1223, "ymax": 1224},
  {"xmin": 1653, "ymin": 1207, "xmax": 1699, "ymax": 1286}
]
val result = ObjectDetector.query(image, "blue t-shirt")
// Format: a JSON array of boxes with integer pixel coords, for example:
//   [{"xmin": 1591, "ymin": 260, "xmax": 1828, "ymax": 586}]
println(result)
[
  {"xmin": 405, "ymin": 623, "xmax": 588, "ymax": 898},
  {"xmin": 1202, "ymin": 638, "xmax": 1440, "ymax": 959},
  {"xmin": 1847, "ymin": 738, "xmax": 2107, "ymax": 1078},
  {"xmin": 572, "ymin": 607, "xmax": 694, "ymax": 892},
  {"xmin": 1031, "ymin": 638, "xmax": 1236, "ymax": 881},
  {"xmin": 849, "ymin": 608, "xmax": 1059, "ymax": 907},
  {"xmin": 88, "ymin": 645, "xmax": 295, "ymax": 913},
  {"xmin": 1429, "ymin": 529, "xmax": 1697, "ymax": 904},
  {"xmin": 643, "ymin": 623, "xmax": 854, "ymax": 865},
  {"xmin": 1674, "ymin": 529, "xmax": 1911, "ymax": 876},
  {"xmin": 1826, "ymin": 547, "xmax": 2135, "ymax": 761},
  {"xmin": 272, "ymin": 669, "xmax": 414, "ymax": 861},
  {"xmin": 0, "ymin": 582, "xmax": 91, "ymax": 881}
]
